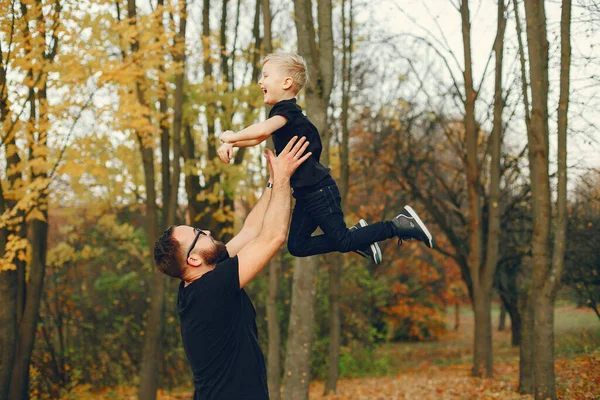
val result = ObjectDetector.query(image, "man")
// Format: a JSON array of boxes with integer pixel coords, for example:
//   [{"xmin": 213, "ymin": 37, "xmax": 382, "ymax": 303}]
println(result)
[{"xmin": 153, "ymin": 136, "xmax": 311, "ymax": 400}]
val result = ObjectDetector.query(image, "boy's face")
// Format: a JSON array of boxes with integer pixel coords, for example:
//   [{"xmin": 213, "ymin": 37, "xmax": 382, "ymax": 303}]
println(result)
[{"xmin": 258, "ymin": 61, "xmax": 293, "ymax": 105}]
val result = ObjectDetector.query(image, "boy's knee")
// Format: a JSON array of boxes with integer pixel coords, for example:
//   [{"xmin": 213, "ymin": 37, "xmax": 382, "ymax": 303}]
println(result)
[{"xmin": 329, "ymin": 236, "xmax": 352, "ymax": 253}]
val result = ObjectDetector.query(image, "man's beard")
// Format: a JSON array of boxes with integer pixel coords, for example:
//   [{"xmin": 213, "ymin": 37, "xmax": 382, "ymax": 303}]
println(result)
[{"xmin": 199, "ymin": 240, "xmax": 229, "ymax": 265}]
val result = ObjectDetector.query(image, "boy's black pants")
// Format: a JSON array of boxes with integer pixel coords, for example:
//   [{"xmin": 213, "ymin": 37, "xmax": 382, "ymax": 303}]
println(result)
[{"xmin": 287, "ymin": 182, "xmax": 397, "ymax": 257}]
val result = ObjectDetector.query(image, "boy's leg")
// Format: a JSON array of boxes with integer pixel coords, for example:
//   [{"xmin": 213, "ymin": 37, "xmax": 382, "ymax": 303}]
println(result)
[
  {"xmin": 300, "ymin": 185, "xmax": 396, "ymax": 255},
  {"xmin": 289, "ymin": 186, "xmax": 435, "ymax": 257},
  {"xmin": 287, "ymin": 200, "xmax": 323, "ymax": 257},
  {"xmin": 349, "ymin": 219, "xmax": 383, "ymax": 264}
]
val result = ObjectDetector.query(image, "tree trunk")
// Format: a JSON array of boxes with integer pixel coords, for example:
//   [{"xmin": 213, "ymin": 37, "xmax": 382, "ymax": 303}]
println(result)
[
  {"xmin": 510, "ymin": 306, "xmax": 521, "ymax": 346},
  {"xmin": 501, "ymin": 293, "xmax": 521, "ymax": 346},
  {"xmin": 472, "ymin": 286, "xmax": 492, "ymax": 377},
  {"xmin": 266, "ymin": 251, "xmax": 282, "ymax": 400},
  {"xmin": 552, "ymin": 0, "xmax": 570, "ymax": 298},
  {"xmin": 261, "ymin": 0, "xmax": 273, "ymax": 54},
  {"xmin": 498, "ymin": 301, "xmax": 506, "ymax": 331},
  {"xmin": 166, "ymin": 0, "xmax": 186, "ymax": 225},
  {"xmin": 523, "ymin": 0, "xmax": 560, "ymax": 398},
  {"xmin": 489, "ymin": 0, "xmax": 507, "ymax": 337},
  {"xmin": 519, "ymin": 278, "xmax": 534, "ymax": 394},
  {"xmin": 9, "ymin": 214, "xmax": 48, "ymax": 400},
  {"xmin": 0, "ymin": 140, "xmax": 24, "ymax": 400},
  {"xmin": 533, "ymin": 292, "xmax": 556, "ymax": 399},
  {"xmin": 324, "ymin": 254, "xmax": 342, "ymax": 394},
  {"xmin": 125, "ymin": 2, "xmax": 164, "ymax": 399},
  {"xmin": 459, "ymin": 0, "xmax": 491, "ymax": 378},
  {"xmin": 254, "ymin": 1, "xmax": 280, "ymax": 398},
  {"xmin": 533, "ymin": 0, "xmax": 571, "ymax": 398},
  {"xmin": 284, "ymin": 0, "xmax": 334, "ymax": 397},
  {"xmin": 0, "ymin": 269, "xmax": 17, "ymax": 400},
  {"xmin": 0, "ymin": 27, "xmax": 15, "ymax": 400},
  {"xmin": 135, "ymin": 103, "xmax": 164, "ymax": 399},
  {"xmin": 454, "ymin": 303, "xmax": 460, "ymax": 331},
  {"xmin": 8, "ymin": 22, "xmax": 54, "ymax": 392},
  {"xmin": 513, "ymin": 0, "xmax": 534, "ymax": 390},
  {"xmin": 282, "ymin": 257, "xmax": 317, "ymax": 400},
  {"xmin": 324, "ymin": 0, "xmax": 352, "ymax": 391}
]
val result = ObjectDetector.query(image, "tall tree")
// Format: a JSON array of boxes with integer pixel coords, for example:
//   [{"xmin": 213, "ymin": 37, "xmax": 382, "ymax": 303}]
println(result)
[
  {"xmin": 1, "ymin": 1, "xmax": 61, "ymax": 398},
  {"xmin": 522, "ymin": 0, "xmax": 571, "ymax": 398},
  {"xmin": 324, "ymin": 0, "xmax": 353, "ymax": 393},
  {"xmin": 122, "ymin": 1, "xmax": 162, "ymax": 398},
  {"xmin": 512, "ymin": 0, "xmax": 536, "ymax": 391},
  {"xmin": 115, "ymin": 1, "xmax": 187, "ymax": 398},
  {"xmin": 458, "ymin": 0, "xmax": 506, "ymax": 377},
  {"xmin": 258, "ymin": 0, "xmax": 284, "ymax": 398},
  {"xmin": 283, "ymin": 0, "xmax": 334, "ymax": 398},
  {"xmin": 0, "ymin": 6, "xmax": 22, "ymax": 395}
]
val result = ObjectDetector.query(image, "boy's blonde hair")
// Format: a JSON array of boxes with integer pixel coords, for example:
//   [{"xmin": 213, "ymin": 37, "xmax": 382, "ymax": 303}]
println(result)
[{"xmin": 262, "ymin": 53, "xmax": 308, "ymax": 93}]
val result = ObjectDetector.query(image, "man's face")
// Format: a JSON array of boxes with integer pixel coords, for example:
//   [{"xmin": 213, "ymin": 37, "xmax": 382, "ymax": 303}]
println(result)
[{"xmin": 173, "ymin": 226, "xmax": 229, "ymax": 267}]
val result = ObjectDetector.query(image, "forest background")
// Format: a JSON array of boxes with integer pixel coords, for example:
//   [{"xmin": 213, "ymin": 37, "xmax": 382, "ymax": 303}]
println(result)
[{"xmin": 1, "ymin": 0, "xmax": 599, "ymax": 399}]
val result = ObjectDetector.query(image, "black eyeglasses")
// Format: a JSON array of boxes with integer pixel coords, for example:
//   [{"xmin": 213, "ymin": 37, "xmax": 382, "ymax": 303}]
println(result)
[{"xmin": 187, "ymin": 228, "xmax": 207, "ymax": 260}]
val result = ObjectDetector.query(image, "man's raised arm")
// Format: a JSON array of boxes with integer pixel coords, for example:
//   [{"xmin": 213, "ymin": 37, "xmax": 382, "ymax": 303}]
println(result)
[
  {"xmin": 235, "ymin": 137, "xmax": 310, "ymax": 288},
  {"xmin": 225, "ymin": 136, "xmax": 308, "ymax": 258}
]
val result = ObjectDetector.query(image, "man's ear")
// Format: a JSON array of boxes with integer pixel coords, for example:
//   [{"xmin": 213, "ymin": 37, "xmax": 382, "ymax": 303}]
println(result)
[
  {"xmin": 187, "ymin": 254, "xmax": 203, "ymax": 268},
  {"xmin": 282, "ymin": 77, "xmax": 294, "ymax": 90}
]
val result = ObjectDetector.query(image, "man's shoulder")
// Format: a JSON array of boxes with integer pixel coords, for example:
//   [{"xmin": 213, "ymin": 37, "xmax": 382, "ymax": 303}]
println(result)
[
  {"xmin": 178, "ymin": 257, "xmax": 241, "ymax": 314},
  {"xmin": 184, "ymin": 257, "xmax": 239, "ymax": 291},
  {"xmin": 209, "ymin": 256, "xmax": 239, "ymax": 281}
]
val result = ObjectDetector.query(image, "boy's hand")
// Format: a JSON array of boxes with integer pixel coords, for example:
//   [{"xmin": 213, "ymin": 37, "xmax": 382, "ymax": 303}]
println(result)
[
  {"xmin": 218, "ymin": 142, "xmax": 234, "ymax": 164},
  {"xmin": 220, "ymin": 130, "xmax": 235, "ymax": 143}
]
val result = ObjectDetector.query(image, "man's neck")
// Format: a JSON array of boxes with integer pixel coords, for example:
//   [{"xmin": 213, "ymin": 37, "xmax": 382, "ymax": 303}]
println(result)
[{"xmin": 183, "ymin": 264, "xmax": 215, "ymax": 287}]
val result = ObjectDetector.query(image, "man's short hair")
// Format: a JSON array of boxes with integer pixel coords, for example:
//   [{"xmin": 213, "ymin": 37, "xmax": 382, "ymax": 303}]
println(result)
[
  {"xmin": 262, "ymin": 52, "xmax": 309, "ymax": 93},
  {"xmin": 154, "ymin": 226, "xmax": 186, "ymax": 278}
]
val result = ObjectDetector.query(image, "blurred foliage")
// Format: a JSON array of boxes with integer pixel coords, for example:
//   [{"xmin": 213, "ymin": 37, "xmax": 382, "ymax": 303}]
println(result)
[
  {"xmin": 562, "ymin": 171, "xmax": 600, "ymax": 319},
  {"xmin": 31, "ymin": 207, "xmax": 190, "ymax": 398}
]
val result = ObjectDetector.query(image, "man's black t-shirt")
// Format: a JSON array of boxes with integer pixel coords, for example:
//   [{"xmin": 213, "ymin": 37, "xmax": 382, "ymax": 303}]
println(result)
[
  {"xmin": 269, "ymin": 98, "xmax": 331, "ymax": 190},
  {"xmin": 177, "ymin": 256, "xmax": 268, "ymax": 400}
]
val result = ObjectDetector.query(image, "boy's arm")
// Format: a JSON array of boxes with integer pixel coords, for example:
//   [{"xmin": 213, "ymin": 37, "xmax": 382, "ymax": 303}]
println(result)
[
  {"xmin": 230, "ymin": 138, "xmax": 264, "ymax": 148},
  {"xmin": 221, "ymin": 115, "xmax": 287, "ymax": 144}
]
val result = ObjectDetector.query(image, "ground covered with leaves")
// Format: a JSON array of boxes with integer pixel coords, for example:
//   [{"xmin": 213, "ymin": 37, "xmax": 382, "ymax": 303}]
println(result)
[
  {"xmin": 57, "ymin": 306, "xmax": 600, "ymax": 399},
  {"xmin": 309, "ymin": 352, "xmax": 600, "ymax": 399}
]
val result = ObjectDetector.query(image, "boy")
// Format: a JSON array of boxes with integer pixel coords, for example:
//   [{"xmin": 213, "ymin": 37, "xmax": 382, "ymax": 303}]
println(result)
[{"xmin": 218, "ymin": 53, "xmax": 434, "ymax": 264}]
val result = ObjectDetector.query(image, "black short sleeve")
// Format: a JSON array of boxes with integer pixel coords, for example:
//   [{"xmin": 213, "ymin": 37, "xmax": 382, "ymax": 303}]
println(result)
[
  {"xmin": 177, "ymin": 257, "xmax": 240, "ymax": 323},
  {"xmin": 206, "ymin": 256, "xmax": 240, "ymax": 295},
  {"xmin": 266, "ymin": 98, "xmax": 331, "ymax": 188},
  {"xmin": 269, "ymin": 99, "xmax": 301, "ymax": 123}
]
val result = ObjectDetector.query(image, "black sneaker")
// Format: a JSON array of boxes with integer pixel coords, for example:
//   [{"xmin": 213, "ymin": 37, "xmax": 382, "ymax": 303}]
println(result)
[
  {"xmin": 391, "ymin": 205, "xmax": 434, "ymax": 248},
  {"xmin": 350, "ymin": 219, "xmax": 383, "ymax": 264}
]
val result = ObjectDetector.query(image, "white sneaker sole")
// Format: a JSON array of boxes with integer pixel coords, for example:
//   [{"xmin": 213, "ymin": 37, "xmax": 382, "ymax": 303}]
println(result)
[
  {"xmin": 357, "ymin": 219, "xmax": 383, "ymax": 264},
  {"xmin": 403, "ymin": 206, "xmax": 434, "ymax": 248}
]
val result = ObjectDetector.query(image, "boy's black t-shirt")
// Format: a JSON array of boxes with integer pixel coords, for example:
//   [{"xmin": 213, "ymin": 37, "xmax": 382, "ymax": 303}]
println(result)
[
  {"xmin": 269, "ymin": 98, "xmax": 331, "ymax": 190},
  {"xmin": 177, "ymin": 256, "xmax": 268, "ymax": 400}
]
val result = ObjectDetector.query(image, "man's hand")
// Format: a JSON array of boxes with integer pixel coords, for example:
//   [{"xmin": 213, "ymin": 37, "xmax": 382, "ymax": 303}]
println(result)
[
  {"xmin": 220, "ymin": 130, "xmax": 235, "ymax": 143},
  {"xmin": 264, "ymin": 136, "xmax": 311, "ymax": 184},
  {"xmin": 218, "ymin": 142, "xmax": 234, "ymax": 164},
  {"xmin": 235, "ymin": 136, "xmax": 311, "ymax": 289}
]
